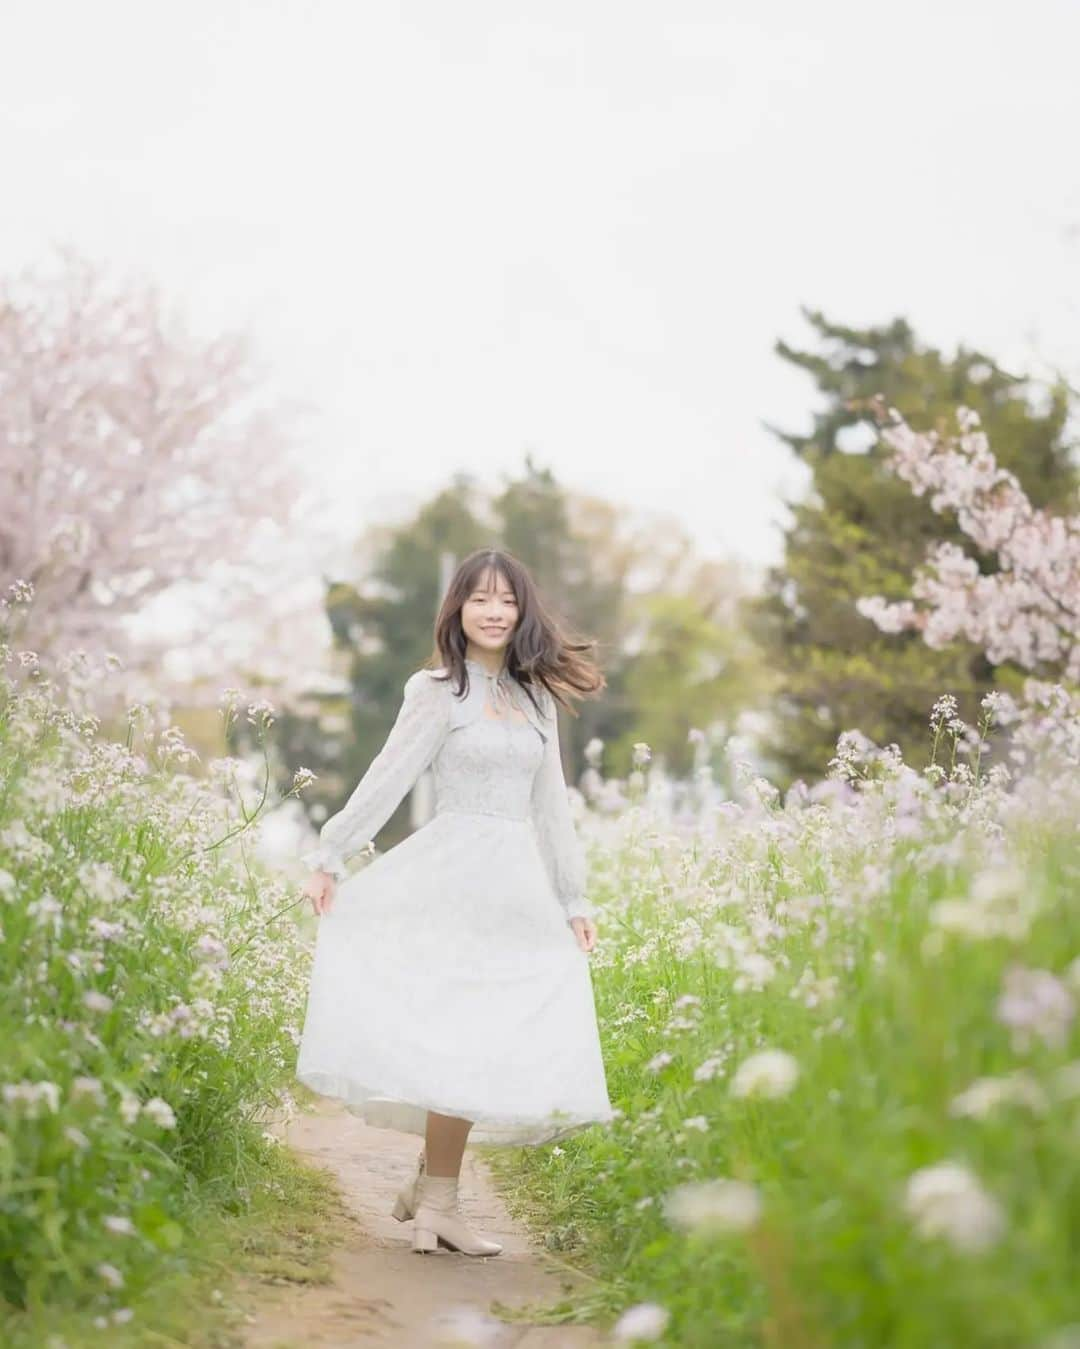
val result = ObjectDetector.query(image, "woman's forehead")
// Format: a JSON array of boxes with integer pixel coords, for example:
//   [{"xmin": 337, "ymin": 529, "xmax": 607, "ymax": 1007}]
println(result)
[{"xmin": 471, "ymin": 568, "xmax": 513, "ymax": 594}]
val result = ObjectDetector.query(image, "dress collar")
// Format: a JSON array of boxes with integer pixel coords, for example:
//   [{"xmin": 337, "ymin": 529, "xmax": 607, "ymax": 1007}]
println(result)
[
  {"xmin": 453, "ymin": 657, "xmax": 550, "ymax": 736},
  {"xmin": 464, "ymin": 656, "xmax": 511, "ymax": 682},
  {"xmin": 464, "ymin": 654, "xmax": 520, "ymax": 717}
]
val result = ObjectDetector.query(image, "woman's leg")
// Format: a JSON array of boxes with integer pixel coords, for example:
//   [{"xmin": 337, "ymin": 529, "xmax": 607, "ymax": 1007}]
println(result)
[{"xmin": 424, "ymin": 1109, "xmax": 473, "ymax": 1177}]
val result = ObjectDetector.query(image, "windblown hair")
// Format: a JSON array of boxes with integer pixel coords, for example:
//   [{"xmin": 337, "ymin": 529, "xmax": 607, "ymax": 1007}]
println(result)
[{"xmin": 428, "ymin": 547, "xmax": 605, "ymax": 718}]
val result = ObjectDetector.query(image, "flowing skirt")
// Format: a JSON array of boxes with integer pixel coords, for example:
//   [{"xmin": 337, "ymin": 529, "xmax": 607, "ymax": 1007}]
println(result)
[{"xmin": 295, "ymin": 809, "xmax": 615, "ymax": 1145}]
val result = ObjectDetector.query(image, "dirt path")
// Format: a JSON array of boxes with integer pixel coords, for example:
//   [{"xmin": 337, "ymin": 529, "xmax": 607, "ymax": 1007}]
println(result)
[{"xmin": 240, "ymin": 1098, "xmax": 608, "ymax": 1349}]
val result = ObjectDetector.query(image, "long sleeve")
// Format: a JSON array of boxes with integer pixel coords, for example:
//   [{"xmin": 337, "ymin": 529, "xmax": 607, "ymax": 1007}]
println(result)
[
  {"xmin": 301, "ymin": 670, "xmax": 448, "ymax": 880},
  {"xmin": 529, "ymin": 688, "xmax": 594, "ymax": 922}
]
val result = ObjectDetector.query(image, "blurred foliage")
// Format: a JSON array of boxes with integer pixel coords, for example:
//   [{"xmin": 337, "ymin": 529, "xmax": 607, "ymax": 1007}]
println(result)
[{"xmin": 746, "ymin": 309, "xmax": 1080, "ymax": 788}]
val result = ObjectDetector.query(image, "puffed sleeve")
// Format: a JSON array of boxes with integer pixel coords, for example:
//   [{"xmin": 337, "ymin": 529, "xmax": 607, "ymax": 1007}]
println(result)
[
  {"xmin": 529, "ymin": 687, "xmax": 595, "ymax": 923},
  {"xmin": 301, "ymin": 669, "xmax": 448, "ymax": 879}
]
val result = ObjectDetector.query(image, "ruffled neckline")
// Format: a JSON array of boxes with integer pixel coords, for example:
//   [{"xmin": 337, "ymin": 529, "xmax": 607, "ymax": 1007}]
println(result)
[
  {"xmin": 464, "ymin": 656, "xmax": 511, "ymax": 682},
  {"xmin": 464, "ymin": 654, "xmax": 522, "ymax": 718}
]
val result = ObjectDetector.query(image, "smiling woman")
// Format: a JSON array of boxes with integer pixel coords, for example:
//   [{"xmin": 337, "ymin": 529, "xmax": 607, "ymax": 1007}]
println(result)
[{"xmin": 297, "ymin": 546, "xmax": 613, "ymax": 1257}]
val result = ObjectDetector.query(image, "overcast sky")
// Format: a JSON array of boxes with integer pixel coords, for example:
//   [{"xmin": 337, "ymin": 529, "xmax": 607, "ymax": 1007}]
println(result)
[{"xmin": 4, "ymin": 0, "xmax": 1079, "ymax": 579}]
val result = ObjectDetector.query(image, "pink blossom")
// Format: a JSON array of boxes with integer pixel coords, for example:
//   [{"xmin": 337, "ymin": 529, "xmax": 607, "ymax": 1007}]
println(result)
[{"xmin": 858, "ymin": 406, "xmax": 1080, "ymax": 682}]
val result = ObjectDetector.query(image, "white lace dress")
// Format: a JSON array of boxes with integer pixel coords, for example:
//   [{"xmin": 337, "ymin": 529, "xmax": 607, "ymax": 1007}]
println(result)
[{"xmin": 295, "ymin": 657, "xmax": 615, "ymax": 1146}]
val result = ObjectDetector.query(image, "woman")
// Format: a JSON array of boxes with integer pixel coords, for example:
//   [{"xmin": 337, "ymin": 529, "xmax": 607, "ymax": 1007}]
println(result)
[{"xmin": 297, "ymin": 546, "xmax": 614, "ymax": 1257}]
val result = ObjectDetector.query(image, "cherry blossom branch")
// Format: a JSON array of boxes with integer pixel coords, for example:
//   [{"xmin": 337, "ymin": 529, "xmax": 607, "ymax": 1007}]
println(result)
[{"xmin": 855, "ymin": 400, "xmax": 1080, "ymax": 682}]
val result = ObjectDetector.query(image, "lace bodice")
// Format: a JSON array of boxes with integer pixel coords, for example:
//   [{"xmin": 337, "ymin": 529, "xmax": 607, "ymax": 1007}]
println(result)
[{"xmin": 301, "ymin": 657, "xmax": 593, "ymax": 921}]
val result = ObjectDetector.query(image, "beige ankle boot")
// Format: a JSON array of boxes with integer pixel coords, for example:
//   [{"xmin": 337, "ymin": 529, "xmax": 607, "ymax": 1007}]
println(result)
[
  {"xmin": 391, "ymin": 1145, "xmax": 425, "ymax": 1222},
  {"xmin": 411, "ymin": 1173, "xmax": 503, "ymax": 1256}
]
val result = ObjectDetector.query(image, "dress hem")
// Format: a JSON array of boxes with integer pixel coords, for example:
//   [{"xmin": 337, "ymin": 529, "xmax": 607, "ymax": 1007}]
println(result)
[{"xmin": 296, "ymin": 1068, "xmax": 615, "ymax": 1147}]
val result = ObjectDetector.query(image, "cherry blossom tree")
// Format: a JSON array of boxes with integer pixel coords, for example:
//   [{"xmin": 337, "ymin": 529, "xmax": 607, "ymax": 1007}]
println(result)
[
  {"xmin": 0, "ymin": 249, "xmax": 331, "ymax": 705},
  {"xmin": 856, "ymin": 397, "xmax": 1080, "ymax": 683}
]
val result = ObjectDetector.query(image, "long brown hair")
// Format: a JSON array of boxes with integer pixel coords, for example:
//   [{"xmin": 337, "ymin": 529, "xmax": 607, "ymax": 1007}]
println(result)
[{"xmin": 428, "ymin": 547, "xmax": 605, "ymax": 718}]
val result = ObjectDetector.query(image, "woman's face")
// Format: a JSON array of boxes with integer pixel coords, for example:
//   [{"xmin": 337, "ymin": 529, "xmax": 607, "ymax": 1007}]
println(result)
[{"xmin": 461, "ymin": 569, "xmax": 519, "ymax": 660}]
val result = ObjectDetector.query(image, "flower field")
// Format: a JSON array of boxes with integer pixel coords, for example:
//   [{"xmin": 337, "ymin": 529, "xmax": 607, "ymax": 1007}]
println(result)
[
  {"xmin": 0, "ymin": 645, "xmax": 315, "ymax": 1343},
  {"xmin": 490, "ymin": 691, "xmax": 1080, "ymax": 1347},
  {"xmin": 5, "ymin": 559, "xmax": 1079, "ymax": 1345}
]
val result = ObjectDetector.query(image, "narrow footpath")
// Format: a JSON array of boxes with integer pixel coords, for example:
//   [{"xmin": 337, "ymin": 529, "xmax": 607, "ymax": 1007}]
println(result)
[{"xmin": 240, "ymin": 1098, "xmax": 608, "ymax": 1349}]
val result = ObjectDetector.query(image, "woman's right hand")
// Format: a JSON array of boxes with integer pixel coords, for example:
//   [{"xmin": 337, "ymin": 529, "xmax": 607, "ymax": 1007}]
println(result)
[{"xmin": 303, "ymin": 870, "xmax": 337, "ymax": 916}]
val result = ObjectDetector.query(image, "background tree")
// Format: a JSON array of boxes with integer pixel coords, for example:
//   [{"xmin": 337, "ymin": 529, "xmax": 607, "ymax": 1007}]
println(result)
[
  {"xmin": 513, "ymin": 474, "xmax": 763, "ymax": 783},
  {"xmin": 747, "ymin": 309, "xmax": 1079, "ymax": 786},
  {"xmin": 617, "ymin": 585, "xmax": 761, "ymax": 778},
  {"xmin": 0, "ymin": 248, "xmax": 316, "ymax": 707}
]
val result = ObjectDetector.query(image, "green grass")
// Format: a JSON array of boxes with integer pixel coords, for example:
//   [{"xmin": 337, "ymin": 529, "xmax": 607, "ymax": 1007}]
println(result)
[{"xmin": 2, "ymin": 1124, "xmax": 350, "ymax": 1348}]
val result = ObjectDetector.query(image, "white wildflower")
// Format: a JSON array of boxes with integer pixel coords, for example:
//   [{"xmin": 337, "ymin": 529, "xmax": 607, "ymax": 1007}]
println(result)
[
  {"xmin": 693, "ymin": 1054, "xmax": 726, "ymax": 1083},
  {"xmin": 790, "ymin": 966, "xmax": 839, "ymax": 1008},
  {"xmin": 612, "ymin": 1301, "xmax": 671, "ymax": 1343},
  {"xmin": 929, "ymin": 898, "xmax": 1028, "ymax": 942},
  {"xmin": 76, "ymin": 860, "xmax": 128, "ymax": 904},
  {"xmin": 929, "ymin": 694, "xmax": 963, "ymax": 735},
  {"xmin": 996, "ymin": 966, "xmax": 1075, "ymax": 1052},
  {"xmin": 979, "ymin": 689, "xmax": 1019, "ymax": 725},
  {"xmin": 903, "ymin": 1161, "xmax": 1005, "ymax": 1253},
  {"xmin": 662, "ymin": 1177, "xmax": 762, "ymax": 1235},
  {"xmin": 246, "ymin": 698, "xmax": 276, "ymax": 728},
  {"xmin": 731, "ymin": 1049, "xmax": 799, "ymax": 1100},
  {"xmin": 96, "ymin": 1262, "xmax": 125, "ymax": 1288},
  {"xmin": 733, "ymin": 952, "xmax": 776, "ymax": 991},
  {"xmin": 103, "ymin": 1215, "xmax": 136, "ymax": 1236},
  {"xmin": 2, "ymin": 1080, "xmax": 60, "ymax": 1116},
  {"xmin": 142, "ymin": 1097, "xmax": 177, "ymax": 1129},
  {"xmin": 948, "ymin": 1071, "xmax": 1048, "ymax": 1120},
  {"xmin": 970, "ymin": 864, "xmax": 1025, "ymax": 904},
  {"xmin": 117, "ymin": 1090, "xmax": 141, "ymax": 1125},
  {"xmin": 194, "ymin": 933, "xmax": 229, "ymax": 968}
]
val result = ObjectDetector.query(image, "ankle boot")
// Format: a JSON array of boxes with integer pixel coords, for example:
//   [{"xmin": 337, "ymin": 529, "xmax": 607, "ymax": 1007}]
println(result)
[
  {"xmin": 411, "ymin": 1173, "xmax": 503, "ymax": 1257},
  {"xmin": 391, "ymin": 1145, "xmax": 425, "ymax": 1222}
]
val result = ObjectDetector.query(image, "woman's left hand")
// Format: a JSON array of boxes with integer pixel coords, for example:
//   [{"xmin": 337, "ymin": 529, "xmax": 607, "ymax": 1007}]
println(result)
[{"xmin": 569, "ymin": 915, "xmax": 597, "ymax": 953}]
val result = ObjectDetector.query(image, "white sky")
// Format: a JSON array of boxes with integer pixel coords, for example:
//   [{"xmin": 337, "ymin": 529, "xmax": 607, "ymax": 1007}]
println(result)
[{"xmin": 4, "ymin": 0, "xmax": 1079, "ymax": 577}]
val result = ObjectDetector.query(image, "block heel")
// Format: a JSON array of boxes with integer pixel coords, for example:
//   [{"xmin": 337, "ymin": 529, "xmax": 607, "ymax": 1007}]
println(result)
[{"xmin": 410, "ymin": 1174, "xmax": 503, "ymax": 1257}]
